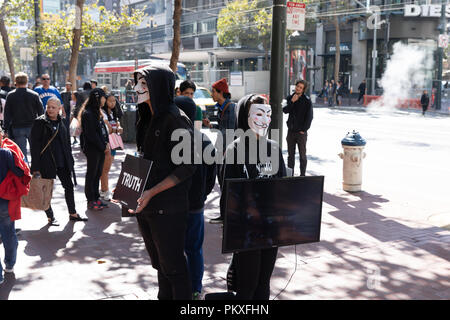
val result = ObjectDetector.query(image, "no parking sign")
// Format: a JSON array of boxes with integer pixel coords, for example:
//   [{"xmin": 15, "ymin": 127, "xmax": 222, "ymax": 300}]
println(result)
[
  {"xmin": 439, "ymin": 34, "xmax": 449, "ymax": 48},
  {"xmin": 287, "ymin": 2, "xmax": 306, "ymax": 31}
]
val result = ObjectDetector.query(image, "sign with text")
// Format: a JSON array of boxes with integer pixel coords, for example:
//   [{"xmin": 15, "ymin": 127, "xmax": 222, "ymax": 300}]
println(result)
[
  {"xmin": 287, "ymin": 2, "xmax": 306, "ymax": 31},
  {"xmin": 113, "ymin": 154, "xmax": 152, "ymax": 213}
]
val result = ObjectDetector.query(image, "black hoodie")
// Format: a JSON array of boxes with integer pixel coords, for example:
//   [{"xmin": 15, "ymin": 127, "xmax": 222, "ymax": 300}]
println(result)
[
  {"xmin": 134, "ymin": 64, "xmax": 196, "ymax": 214},
  {"xmin": 219, "ymin": 94, "xmax": 287, "ymax": 217},
  {"xmin": 175, "ymin": 95, "xmax": 217, "ymax": 211}
]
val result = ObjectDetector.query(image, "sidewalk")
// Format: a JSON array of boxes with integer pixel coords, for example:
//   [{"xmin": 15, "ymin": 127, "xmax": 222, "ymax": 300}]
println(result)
[{"xmin": 0, "ymin": 143, "xmax": 449, "ymax": 300}]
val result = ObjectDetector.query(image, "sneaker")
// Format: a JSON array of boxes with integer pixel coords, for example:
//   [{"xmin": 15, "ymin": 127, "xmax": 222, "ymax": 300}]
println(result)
[
  {"xmin": 4, "ymin": 267, "xmax": 14, "ymax": 273},
  {"xmin": 100, "ymin": 190, "xmax": 111, "ymax": 201},
  {"xmin": 209, "ymin": 217, "xmax": 223, "ymax": 224},
  {"xmin": 192, "ymin": 292, "xmax": 202, "ymax": 300},
  {"xmin": 69, "ymin": 214, "xmax": 88, "ymax": 222},
  {"xmin": 88, "ymin": 201, "xmax": 103, "ymax": 211},
  {"xmin": 96, "ymin": 199, "xmax": 109, "ymax": 208}
]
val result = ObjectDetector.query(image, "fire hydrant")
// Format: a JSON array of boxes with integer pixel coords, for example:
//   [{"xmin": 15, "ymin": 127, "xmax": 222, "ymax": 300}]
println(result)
[{"xmin": 338, "ymin": 130, "xmax": 366, "ymax": 192}]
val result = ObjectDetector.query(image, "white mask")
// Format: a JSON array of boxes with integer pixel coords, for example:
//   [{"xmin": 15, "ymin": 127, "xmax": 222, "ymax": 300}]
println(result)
[
  {"xmin": 248, "ymin": 104, "xmax": 272, "ymax": 137},
  {"xmin": 134, "ymin": 74, "xmax": 150, "ymax": 104}
]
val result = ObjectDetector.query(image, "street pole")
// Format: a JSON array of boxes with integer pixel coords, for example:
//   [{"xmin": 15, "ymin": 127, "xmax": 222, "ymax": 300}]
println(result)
[
  {"xmin": 34, "ymin": 0, "xmax": 42, "ymax": 77},
  {"xmin": 371, "ymin": 13, "xmax": 377, "ymax": 95},
  {"xmin": 436, "ymin": 3, "xmax": 446, "ymax": 111},
  {"xmin": 269, "ymin": 0, "xmax": 287, "ymax": 149}
]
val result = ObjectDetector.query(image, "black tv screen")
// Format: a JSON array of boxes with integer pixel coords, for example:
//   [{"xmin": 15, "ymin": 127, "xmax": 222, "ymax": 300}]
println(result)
[{"xmin": 222, "ymin": 176, "xmax": 324, "ymax": 253}]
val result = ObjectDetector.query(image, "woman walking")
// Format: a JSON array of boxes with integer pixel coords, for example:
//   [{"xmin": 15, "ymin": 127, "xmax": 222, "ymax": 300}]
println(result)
[
  {"xmin": 220, "ymin": 94, "xmax": 287, "ymax": 299},
  {"xmin": 99, "ymin": 93, "xmax": 123, "ymax": 201},
  {"xmin": 78, "ymin": 88, "xmax": 110, "ymax": 211},
  {"xmin": 30, "ymin": 97, "xmax": 87, "ymax": 225}
]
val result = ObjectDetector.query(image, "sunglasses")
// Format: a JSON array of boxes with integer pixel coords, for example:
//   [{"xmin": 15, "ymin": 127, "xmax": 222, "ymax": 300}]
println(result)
[{"xmin": 42, "ymin": 78, "xmax": 50, "ymax": 80}]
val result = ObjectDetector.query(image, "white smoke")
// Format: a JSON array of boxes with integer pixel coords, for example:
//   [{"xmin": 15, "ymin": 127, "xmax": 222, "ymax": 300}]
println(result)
[{"xmin": 368, "ymin": 42, "xmax": 433, "ymax": 111}]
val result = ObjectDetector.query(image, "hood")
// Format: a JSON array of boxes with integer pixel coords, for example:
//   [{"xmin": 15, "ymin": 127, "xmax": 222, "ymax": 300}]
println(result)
[
  {"xmin": 174, "ymin": 96, "xmax": 196, "ymax": 123},
  {"xmin": 235, "ymin": 94, "xmax": 255, "ymax": 131},
  {"xmin": 134, "ymin": 63, "xmax": 178, "ymax": 117}
]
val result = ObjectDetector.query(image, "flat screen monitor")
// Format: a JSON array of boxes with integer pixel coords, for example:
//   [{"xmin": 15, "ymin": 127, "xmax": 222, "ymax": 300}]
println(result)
[{"xmin": 222, "ymin": 176, "xmax": 324, "ymax": 253}]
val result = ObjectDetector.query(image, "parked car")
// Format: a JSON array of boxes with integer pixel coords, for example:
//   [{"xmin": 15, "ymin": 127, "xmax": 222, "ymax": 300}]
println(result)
[{"xmin": 194, "ymin": 86, "xmax": 217, "ymax": 122}]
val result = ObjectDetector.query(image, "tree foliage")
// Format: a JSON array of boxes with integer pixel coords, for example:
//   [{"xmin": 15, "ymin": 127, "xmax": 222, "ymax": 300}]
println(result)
[{"xmin": 35, "ymin": 2, "xmax": 145, "ymax": 58}]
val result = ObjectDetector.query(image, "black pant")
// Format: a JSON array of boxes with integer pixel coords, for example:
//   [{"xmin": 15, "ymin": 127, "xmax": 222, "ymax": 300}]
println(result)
[
  {"xmin": 231, "ymin": 247, "xmax": 278, "ymax": 300},
  {"xmin": 136, "ymin": 210, "xmax": 191, "ymax": 300},
  {"xmin": 287, "ymin": 131, "xmax": 308, "ymax": 176},
  {"xmin": 84, "ymin": 147, "xmax": 105, "ymax": 202},
  {"xmin": 45, "ymin": 167, "xmax": 76, "ymax": 218},
  {"xmin": 358, "ymin": 92, "xmax": 364, "ymax": 103},
  {"xmin": 422, "ymin": 104, "xmax": 428, "ymax": 115}
]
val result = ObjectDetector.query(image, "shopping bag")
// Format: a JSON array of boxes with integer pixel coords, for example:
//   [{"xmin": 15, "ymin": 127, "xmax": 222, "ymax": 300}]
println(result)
[
  {"xmin": 21, "ymin": 177, "xmax": 54, "ymax": 211},
  {"xmin": 70, "ymin": 118, "xmax": 81, "ymax": 137},
  {"xmin": 109, "ymin": 132, "xmax": 124, "ymax": 150}
]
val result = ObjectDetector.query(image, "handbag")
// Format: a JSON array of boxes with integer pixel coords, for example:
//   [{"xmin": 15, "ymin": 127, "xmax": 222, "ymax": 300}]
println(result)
[
  {"xmin": 109, "ymin": 132, "xmax": 124, "ymax": 150},
  {"xmin": 21, "ymin": 176, "xmax": 54, "ymax": 211},
  {"xmin": 70, "ymin": 117, "xmax": 81, "ymax": 137}
]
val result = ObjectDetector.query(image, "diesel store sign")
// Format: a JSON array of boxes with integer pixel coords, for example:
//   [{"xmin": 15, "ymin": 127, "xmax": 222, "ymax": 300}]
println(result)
[{"xmin": 404, "ymin": 4, "xmax": 450, "ymax": 18}]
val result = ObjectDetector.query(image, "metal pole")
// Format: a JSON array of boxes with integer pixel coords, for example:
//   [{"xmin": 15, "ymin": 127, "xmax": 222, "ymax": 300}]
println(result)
[
  {"xmin": 269, "ymin": 0, "xmax": 287, "ymax": 148},
  {"xmin": 371, "ymin": 13, "xmax": 377, "ymax": 95},
  {"xmin": 436, "ymin": 3, "xmax": 446, "ymax": 110},
  {"xmin": 34, "ymin": 0, "xmax": 42, "ymax": 77}
]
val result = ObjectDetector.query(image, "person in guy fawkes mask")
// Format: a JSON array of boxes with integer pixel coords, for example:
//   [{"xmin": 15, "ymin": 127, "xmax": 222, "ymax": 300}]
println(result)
[
  {"xmin": 219, "ymin": 94, "xmax": 287, "ymax": 300},
  {"xmin": 129, "ymin": 63, "xmax": 196, "ymax": 300}
]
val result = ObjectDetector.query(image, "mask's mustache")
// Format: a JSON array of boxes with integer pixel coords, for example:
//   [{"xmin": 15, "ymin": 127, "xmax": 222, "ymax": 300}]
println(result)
[{"xmin": 136, "ymin": 90, "xmax": 148, "ymax": 95}]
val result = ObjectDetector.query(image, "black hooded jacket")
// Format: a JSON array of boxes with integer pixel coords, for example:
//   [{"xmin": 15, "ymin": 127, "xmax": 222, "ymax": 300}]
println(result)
[
  {"xmin": 219, "ymin": 94, "xmax": 287, "ymax": 217},
  {"xmin": 30, "ymin": 113, "xmax": 74, "ymax": 179},
  {"xmin": 134, "ymin": 64, "xmax": 196, "ymax": 214},
  {"xmin": 175, "ymin": 95, "xmax": 217, "ymax": 211}
]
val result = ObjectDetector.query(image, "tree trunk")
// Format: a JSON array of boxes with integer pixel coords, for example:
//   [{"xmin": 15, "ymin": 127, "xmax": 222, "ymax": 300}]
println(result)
[
  {"xmin": 0, "ymin": 17, "xmax": 15, "ymax": 81},
  {"xmin": 68, "ymin": 0, "xmax": 85, "ymax": 91},
  {"xmin": 169, "ymin": 0, "xmax": 182, "ymax": 73},
  {"xmin": 333, "ymin": 15, "xmax": 340, "ymax": 85}
]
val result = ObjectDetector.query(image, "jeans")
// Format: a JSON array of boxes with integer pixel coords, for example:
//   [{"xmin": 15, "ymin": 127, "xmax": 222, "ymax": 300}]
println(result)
[
  {"xmin": 45, "ymin": 167, "xmax": 76, "ymax": 218},
  {"xmin": 84, "ymin": 147, "xmax": 105, "ymax": 202},
  {"xmin": 185, "ymin": 210, "xmax": 205, "ymax": 293},
  {"xmin": 0, "ymin": 209, "xmax": 18, "ymax": 282},
  {"xmin": 287, "ymin": 131, "xmax": 308, "ymax": 176},
  {"xmin": 11, "ymin": 126, "xmax": 32, "ymax": 163}
]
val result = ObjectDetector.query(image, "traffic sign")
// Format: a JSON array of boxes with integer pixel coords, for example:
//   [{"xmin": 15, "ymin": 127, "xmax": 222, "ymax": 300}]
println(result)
[
  {"xmin": 287, "ymin": 2, "xmax": 306, "ymax": 31},
  {"xmin": 438, "ymin": 34, "xmax": 448, "ymax": 48}
]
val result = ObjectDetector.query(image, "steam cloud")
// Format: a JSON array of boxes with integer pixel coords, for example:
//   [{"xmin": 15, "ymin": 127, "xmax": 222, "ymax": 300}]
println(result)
[{"xmin": 368, "ymin": 42, "xmax": 433, "ymax": 111}]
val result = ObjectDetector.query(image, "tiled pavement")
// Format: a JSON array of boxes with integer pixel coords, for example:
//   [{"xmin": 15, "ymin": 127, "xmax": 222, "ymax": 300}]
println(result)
[{"xmin": 0, "ymin": 142, "xmax": 449, "ymax": 300}]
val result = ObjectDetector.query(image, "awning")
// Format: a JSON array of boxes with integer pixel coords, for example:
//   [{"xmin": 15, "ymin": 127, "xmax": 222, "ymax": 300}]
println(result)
[{"xmin": 152, "ymin": 48, "xmax": 266, "ymax": 63}]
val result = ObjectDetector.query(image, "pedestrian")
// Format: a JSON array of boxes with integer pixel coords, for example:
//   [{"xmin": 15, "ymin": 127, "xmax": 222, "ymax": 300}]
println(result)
[
  {"xmin": 221, "ymin": 94, "xmax": 287, "ymax": 299},
  {"xmin": 70, "ymin": 91, "xmax": 79, "ymax": 145},
  {"xmin": 78, "ymin": 88, "xmax": 110, "ymax": 211},
  {"xmin": 61, "ymin": 82, "xmax": 73, "ymax": 133},
  {"xmin": 421, "ymin": 90, "xmax": 430, "ymax": 116},
  {"xmin": 3, "ymin": 72, "xmax": 44, "ymax": 161},
  {"xmin": 29, "ymin": 97, "xmax": 87, "ymax": 225},
  {"xmin": 0, "ymin": 87, "xmax": 5, "ymax": 129},
  {"xmin": 0, "ymin": 126, "xmax": 29, "ymax": 284},
  {"xmin": 174, "ymin": 95, "xmax": 217, "ymax": 300},
  {"xmin": 34, "ymin": 74, "xmax": 63, "ymax": 109},
  {"xmin": 99, "ymin": 93, "xmax": 123, "ymax": 201},
  {"xmin": 320, "ymin": 80, "xmax": 329, "ymax": 105},
  {"xmin": 175, "ymin": 87, "xmax": 181, "ymax": 96},
  {"xmin": 128, "ymin": 64, "xmax": 196, "ymax": 300},
  {"xmin": 205, "ymin": 78, "xmax": 237, "ymax": 224},
  {"xmin": 283, "ymin": 79, "xmax": 313, "ymax": 177},
  {"xmin": 90, "ymin": 79, "xmax": 98, "ymax": 89},
  {"xmin": 336, "ymin": 81, "xmax": 344, "ymax": 106},
  {"xmin": 179, "ymin": 80, "xmax": 203, "ymax": 130},
  {"xmin": 0, "ymin": 76, "xmax": 12, "ymax": 93},
  {"xmin": 32, "ymin": 76, "xmax": 41, "ymax": 90},
  {"xmin": 327, "ymin": 81, "xmax": 333, "ymax": 107},
  {"xmin": 358, "ymin": 79, "xmax": 366, "ymax": 105}
]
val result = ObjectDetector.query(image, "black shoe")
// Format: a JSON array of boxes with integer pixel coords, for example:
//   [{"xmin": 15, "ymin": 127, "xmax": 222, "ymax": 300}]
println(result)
[
  {"xmin": 69, "ymin": 214, "xmax": 88, "ymax": 222},
  {"xmin": 209, "ymin": 217, "xmax": 223, "ymax": 224},
  {"xmin": 48, "ymin": 217, "xmax": 60, "ymax": 226}
]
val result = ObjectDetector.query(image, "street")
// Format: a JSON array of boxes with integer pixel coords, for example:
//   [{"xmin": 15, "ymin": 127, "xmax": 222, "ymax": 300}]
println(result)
[{"xmin": 0, "ymin": 107, "xmax": 449, "ymax": 300}]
